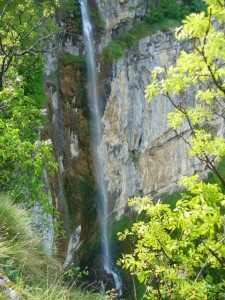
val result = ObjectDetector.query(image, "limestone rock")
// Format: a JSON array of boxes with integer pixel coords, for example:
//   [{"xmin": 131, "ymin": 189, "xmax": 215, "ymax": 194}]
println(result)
[
  {"xmin": 0, "ymin": 273, "xmax": 21, "ymax": 300},
  {"xmin": 96, "ymin": 0, "xmax": 146, "ymax": 31},
  {"xmin": 98, "ymin": 29, "xmax": 224, "ymax": 218},
  {"xmin": 44, "ymin": 0, "xmax": 225, "ymax": 258},
  {"xmin": 96, "ymin": 0, "xmax": 147, "ymax": 51},
  {"xmin": 63, "ymin": 225, "xmax": 82, "ymax": 269}
]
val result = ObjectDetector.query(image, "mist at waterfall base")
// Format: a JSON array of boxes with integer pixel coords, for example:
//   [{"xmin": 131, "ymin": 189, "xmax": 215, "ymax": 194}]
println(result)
[{"xmin": 80, "ymin": 0, "xmax": 122, "ymax": 296}]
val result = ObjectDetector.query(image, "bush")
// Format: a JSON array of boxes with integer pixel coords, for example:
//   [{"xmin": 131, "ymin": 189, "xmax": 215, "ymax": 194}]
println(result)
[
  {"xmin": 118, "ymin": 33, "xmax": 136, "ymax": 49},
  {"xmin": 119, "ymin": 177, "xmax": 225, "ymax": 299},
  {"xmin": 164, "ymin": 1, "xmax": 183, "ymax": 20},
  {"xmin": 102, "ymin": 41, "xmax": 125, "ymax": 63},
  {"xmin": 183, "ymin": 0, "xmax": 206, "ymax": 13},
  {"xmin": 145, "ymin": 8, "xmax": 165, "ymax": 24},
  {"xmin": 90, "ymin": 10, "xmax": 105, "ymax": 31},
  {"xmin": 60, "ymin": 53, "xmax": 86, "ymax": 67},
  {"xmin": 145, "ymin": 0, "xmax": 206, "ymax": 24}
]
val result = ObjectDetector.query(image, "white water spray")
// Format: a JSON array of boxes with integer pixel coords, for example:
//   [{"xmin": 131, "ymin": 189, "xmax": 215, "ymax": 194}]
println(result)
[{"xmin": 80, "ymin": 0, "xmax": 122, "ymax": 295}]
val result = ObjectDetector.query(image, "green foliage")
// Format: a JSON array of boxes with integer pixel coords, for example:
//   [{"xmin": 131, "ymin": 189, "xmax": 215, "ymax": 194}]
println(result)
[
  {"xmin": 60, "ymin": 53, "xmax": 86, "ymax": 66},
  {"xmin": 0, "ymin": 0, "xmax": 58, "ymax": 89},
  {"xmin": 131, "ymin": 152, "xmax": 139, "ymax": 165},
  {"xmin": 19, "ymin": 56, "xmax": 46, "ymax": 107},
  {"xmin": 119, "ymin": 176, "xmax": 225, "ymax": 299},
  {"xmin": 145, "ymin": 7, "xmax": 165, "ymax": 24},
  {"xmin": 132, "ymin": 19, "xmax": 179, "ymax": 37},
  {"xmin": 102, "ymin": 41, "xmax": 125, "ymax": 63},
  {"xmin": 59, "ymin": 0, "xmax": 81, "ymax": 31},
  {"xmin": 0, "ymin": 77, "xmax": 57, "ymax": 208},
  {"xmin": 13, "ymin": 283, "xmax": 102, "ymax": 300},
  {"xmin": 118, "ymin": 33, "xmax": 137, "ymax": 49},
  {"xmin": 183, "ymin": 0, "xmax": 207, "ymax": 13},
  {"xmin": 160, "ymin": 191, "xmax": 183, "ymax": 209},
  {"xmin": 90, "ymin": 10, "xmax": 106, "ymax": 31},
  {"xmin": 0, "ymin": 0, "xmax": 58, "ymax": 215},
  {"xmin": 161, "ymin": 156, "xmax": 225, "ymax": 211},
  {"xmin": 112, "ymin": 215, "xmax": 134, "ymax": 255},
  {"xmin": 208, "ymin": 158, "xmax": 225, "ymax": 193},
  {"xmin": 146, "ymin": 0, "xmax": 206, "ymax": 24},
  {"xmin": 62, "ymin": 0, "xmax": 78, "ymax": 11},
  {"xmin": 81, "ymin": 235, "xmax": 101, "ymax": 253},
  {"xmin": 72, "ymin": 82, "xmax": 88, "ymax": 108}
]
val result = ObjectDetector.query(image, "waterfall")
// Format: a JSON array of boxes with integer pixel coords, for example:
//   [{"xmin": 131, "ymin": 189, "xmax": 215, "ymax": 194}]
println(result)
[{"xmin": 80, "ymin": 0, "xmax": 122, "ymax": 295}]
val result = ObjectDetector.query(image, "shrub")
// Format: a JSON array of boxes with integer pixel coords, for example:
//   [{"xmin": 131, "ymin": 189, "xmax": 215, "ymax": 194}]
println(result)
[
  {"xmin": 102, "ymin": 41, "xmax": 125, "ymax": 63},
  {"xmin": 60, "ymin": 53, "xmax": 86, "ymax": 67},
  {"xmin": 145, "ymin": 0, "xmax": 206, "ymax": 24},
  {"xmin": 145, "ymin": 8, "xmax": 165, "ymax": 24},
  {"xmin": 118, "ymin": 33, "xmax": 136, "ymax": 49},
  {"xmin": 164, "ymin": 1, "xmax": 183, "ymax": 20},
  {"xmin": 90, "ymin": 10, "xmax": 105, "ymax": 31}
]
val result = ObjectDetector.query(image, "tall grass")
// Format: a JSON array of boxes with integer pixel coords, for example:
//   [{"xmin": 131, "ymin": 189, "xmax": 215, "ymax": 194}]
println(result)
[
  {"xmin": 0, "ymin": 194, "xmax": 57, "ymax": 283},
  {"xmin": 0, "ymin": 195, "xmax": 101, "ymax": 300},
  {"xmin": 13, "ymin": 276, "xmax": 102, "ymax": 300}
]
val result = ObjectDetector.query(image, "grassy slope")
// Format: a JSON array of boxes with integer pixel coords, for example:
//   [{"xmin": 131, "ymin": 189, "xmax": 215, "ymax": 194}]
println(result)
[{"xmin": 0, "ymin": 195, "xmax": 101, "ymax": 300}]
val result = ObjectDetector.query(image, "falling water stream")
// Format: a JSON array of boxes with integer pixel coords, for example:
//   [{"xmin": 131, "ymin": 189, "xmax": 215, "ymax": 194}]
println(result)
[{"xmin": 80, "ymin": 0, "xmax": 122, "ymax": 295}]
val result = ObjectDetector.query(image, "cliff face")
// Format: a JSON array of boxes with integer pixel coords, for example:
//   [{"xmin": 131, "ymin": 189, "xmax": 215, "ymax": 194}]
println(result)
[
  {"xmin": 98, "ymin": 31, "xmax": 205, "ymax": 218},
  {"xmin": 44, "ymin": 0, "xmax": 224, "ymax": 264},
  {"xmin": 96, "ymin": 0, "xmax": 146, "ymax": 31},
  {"xmin": 44, "ymin": 33, "xmax": 96, "ymax": 261},
  {"xmin": 44, "ymin": 0, "xmax": 151, "ymax": 262},
  {"xmin": 96, "ymin": 0, "xmax": 147, "ymax": 51}
]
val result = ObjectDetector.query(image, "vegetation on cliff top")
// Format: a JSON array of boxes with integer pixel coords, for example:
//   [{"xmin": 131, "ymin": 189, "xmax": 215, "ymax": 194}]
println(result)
[
  {"xmin": 103, "ymin": 0, "xmax": 206, "ymax": 63},
  {"xmin": 119, "ymin": 0, "xmax": 225, "ymax": 299},
  {"xmin": 145, "ymin": 0, "xmax": 206, "ymax": 24}
]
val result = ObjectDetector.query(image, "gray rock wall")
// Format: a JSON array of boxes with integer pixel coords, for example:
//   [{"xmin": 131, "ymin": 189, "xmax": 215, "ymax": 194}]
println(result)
[
  {"xmin": 98, "ymin": 30, "xmax": 216, "ymax": 218},
  {"xmin": 96, "ymin": 0, "xmax": 147, "ymax": 51},
  {"xmin": 45, "ymin": 1, "xmax": 225, "ymax": 250},
  {"xmin": 96, "ymin": 0, "xmax": 146, "ymax": 31}
]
